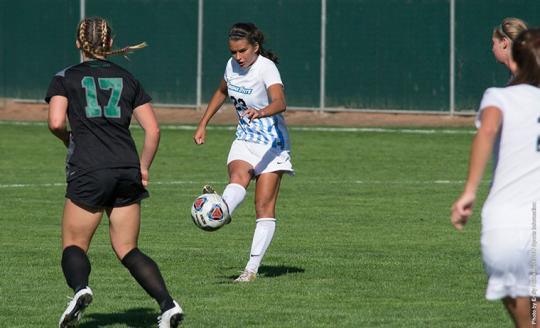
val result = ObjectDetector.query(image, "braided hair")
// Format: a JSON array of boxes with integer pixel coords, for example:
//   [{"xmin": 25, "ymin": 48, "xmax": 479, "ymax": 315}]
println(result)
[{"xmin": 76, "ymin": 17, "xmax": 147, "ymax": 59}]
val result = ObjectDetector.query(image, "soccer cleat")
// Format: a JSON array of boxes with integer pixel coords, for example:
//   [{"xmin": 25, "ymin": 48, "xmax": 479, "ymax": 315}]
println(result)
[
  {"xmin": 158, "ymin": 301, "xmax": 184, "ymax": 328},
  {"xmin": 59, "ymin": 287, "xmax": 93, "ymax": 328},
  {"xmin": 202, "ymin": 185, "xmax": 216, "ymax": 194},
  {"xmin": 234, "ymin": 270, "xmax": 257, "ymax": 283},
  {"xmin": 201, "ymin": 185, "xmax": 233, "ymax": 224}
]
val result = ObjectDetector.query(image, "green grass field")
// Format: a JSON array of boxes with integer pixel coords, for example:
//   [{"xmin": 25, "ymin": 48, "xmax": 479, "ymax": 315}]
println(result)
[{"xmin": 0, "ymin": 121, "xmax": 509, "ymax": 327}]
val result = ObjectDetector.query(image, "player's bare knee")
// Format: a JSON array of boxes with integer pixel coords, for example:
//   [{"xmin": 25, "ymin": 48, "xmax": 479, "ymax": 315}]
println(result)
[
  {"xmin": 112, "ymin": 242, "xmax": 137, "ymax": 260},
  {"xmin": 113, "ymin": 247, "xmax": 132, "ymax": 261},
  {"xmin": 254, "ymin": 201, "xmax": 275, "ymax": 217},
  {"xmin": 229, "ymin": 173, "xmax": 251, "ymax": 186},
  {"xmin": 63, "ymin": 241, "xmax": 90, "ymax": 252}
]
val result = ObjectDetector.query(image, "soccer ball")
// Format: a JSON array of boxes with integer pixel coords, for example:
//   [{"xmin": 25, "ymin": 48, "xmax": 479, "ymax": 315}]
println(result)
[{"xmin": 190, "ymin": 193, "xmax": 231, "ymax": 231}]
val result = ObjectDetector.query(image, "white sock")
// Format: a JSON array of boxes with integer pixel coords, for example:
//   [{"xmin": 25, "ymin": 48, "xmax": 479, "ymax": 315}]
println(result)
[
  {"xmin": 222, "ymin": 183, "xmax": 246, "ymax": 215},
  {"xmin": 245, "ymin": 218, "xmax": 276, "ymax": 274}
]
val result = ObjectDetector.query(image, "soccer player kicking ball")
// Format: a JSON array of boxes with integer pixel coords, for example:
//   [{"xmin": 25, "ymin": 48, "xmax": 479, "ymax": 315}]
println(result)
[{"xmin": 194, "ymin": 22, "xmax": 294, "ymax": 282}]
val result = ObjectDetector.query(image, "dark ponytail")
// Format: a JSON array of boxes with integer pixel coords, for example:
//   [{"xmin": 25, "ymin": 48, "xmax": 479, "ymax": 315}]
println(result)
[
  {"xmin": 228, "ymin": 22, "xmax": 278, "ymax": 64},
  {"xmin": 510, "ymin": 28, "xmax": 540, "ymax": 87}
]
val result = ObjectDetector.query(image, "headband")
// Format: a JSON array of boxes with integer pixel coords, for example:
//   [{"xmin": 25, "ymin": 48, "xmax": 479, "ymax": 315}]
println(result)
[{"xmin": 229, "ymin": 31, "xmax": 247, "ymax": 38}]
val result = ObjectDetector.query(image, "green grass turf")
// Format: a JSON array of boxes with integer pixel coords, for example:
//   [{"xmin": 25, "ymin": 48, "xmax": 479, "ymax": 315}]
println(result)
[{"xmin": 0, "ymin": 122, "xmax": 509, "ymax": 327}]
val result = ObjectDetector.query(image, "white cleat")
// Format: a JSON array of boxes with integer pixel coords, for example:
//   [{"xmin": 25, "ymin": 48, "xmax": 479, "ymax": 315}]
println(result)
[
  {"xmin": 202, "ymin": 185, "xmax": 216, "ymax": 194},
  {"xmin": 59, "ymin": 287, "xmax": 93, "ymax": 328},
  {"xmin": 158, "ymin": 301, "xmax": 184, "ymax": 328},
  {"xmin": 234, "ymin": 270, "xmax": 257, "ymax": 283}
]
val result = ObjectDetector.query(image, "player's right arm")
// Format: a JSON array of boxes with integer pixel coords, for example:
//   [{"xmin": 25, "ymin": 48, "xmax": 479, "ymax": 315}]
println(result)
[
  {"xmin": 48, "ymin": 95, "xmax": 70, "ymax": 148},
  {"xmin": 193, "ymin": 79, "xmax": 228, "ymax": 144},
  {"xmin": 451, "ymin": 106, "xmax": 502, "ymax": 230}
]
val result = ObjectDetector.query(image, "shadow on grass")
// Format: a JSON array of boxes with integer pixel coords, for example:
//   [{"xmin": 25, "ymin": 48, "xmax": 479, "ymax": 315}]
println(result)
[
  {"xmin": 220, "ymin": 264, "xmax": 305, "ymax": 282},
  {"xmin": 258, "ymin": 264, "xmax": 305, "ymax": 277},
  {"xmin": 80, "ymin": 307, "xmax": 156, "ymax": 328}
]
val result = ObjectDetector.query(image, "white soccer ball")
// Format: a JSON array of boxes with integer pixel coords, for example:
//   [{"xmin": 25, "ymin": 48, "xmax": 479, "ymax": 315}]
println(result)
[{"xmin": 190, "ymin": 193, "xmax": 231, "ymax": 231}]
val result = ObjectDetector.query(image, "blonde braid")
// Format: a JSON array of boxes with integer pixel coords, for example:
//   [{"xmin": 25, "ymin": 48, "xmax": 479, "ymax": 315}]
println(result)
[
  {"xmin": 106, "ymin": 42, "xmax": 148, "ymax": 57},
  {"xmin": 78, "ymin": 20, "xmax": 86, "ymax": 44},
  {"xmin": 91, "ymin": 22, "xmax": 99, "ymax": 56},
  {"xmin": 99, "ymin": 19, "xmax": 109, "ymax": 55},
  {"xmin": 78, "ymin": 20, "xmax": 93, "ymax": 56}
]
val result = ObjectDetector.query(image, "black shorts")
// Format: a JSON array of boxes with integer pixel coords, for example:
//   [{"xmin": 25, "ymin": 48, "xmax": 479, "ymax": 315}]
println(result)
[{"xmin": 66, "ymin": 168, "xmax": 149, "ymax": 209}]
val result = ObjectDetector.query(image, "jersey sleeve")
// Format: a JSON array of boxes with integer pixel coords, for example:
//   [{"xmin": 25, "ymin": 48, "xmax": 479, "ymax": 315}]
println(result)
[
  {"xmin": 44, "ymin": 76, "xmax": 67, "ymax": 103},
  {"xmin": 223, "ymin": 59, "xmax": 232, "ymax": 82},
  {"xmin": 261, "ymin": 61, "xmax": 283, "ymax": 89},
  {"xmin": 476, "ymin": 87, "xmax": 504, "ymax": 128},
  {"xmin": 132, "ymin": 79, "xmax": 152, "ymax": 109}
]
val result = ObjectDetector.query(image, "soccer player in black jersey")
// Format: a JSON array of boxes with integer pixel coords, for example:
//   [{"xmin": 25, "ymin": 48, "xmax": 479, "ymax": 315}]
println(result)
[{"xmin": 45, "ymin": 17, "xmax": 183, "ymax": 328}]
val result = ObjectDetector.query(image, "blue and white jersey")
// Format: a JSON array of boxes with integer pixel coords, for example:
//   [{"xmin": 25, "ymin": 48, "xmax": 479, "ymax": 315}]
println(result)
[{"xmin": 224, "ymin": 55, "xmax": 290, "ymax": 150}]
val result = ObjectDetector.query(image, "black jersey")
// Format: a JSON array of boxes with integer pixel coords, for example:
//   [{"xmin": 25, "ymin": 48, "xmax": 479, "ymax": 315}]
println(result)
[{"xmin": 45, "ymin": 59, "xmax": 151, "ymax": 180}]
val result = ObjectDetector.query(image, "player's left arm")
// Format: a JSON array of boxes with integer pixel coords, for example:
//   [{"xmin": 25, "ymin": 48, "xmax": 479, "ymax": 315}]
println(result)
[
  {"xmin": 48, "ymin": 95, "xmax": 70, "ymax": 147},
  {"xmin": 243, "ymin": 84, "xmax": 286, "ymax": 121},
  {"xmin": 451, "ymin": 106, "xmax": 502, "ymax": 231}
]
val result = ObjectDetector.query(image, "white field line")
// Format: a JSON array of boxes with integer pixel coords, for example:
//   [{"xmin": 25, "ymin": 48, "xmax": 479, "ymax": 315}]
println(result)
[
  {"xmin": 0, "ymin": 180, "xmax": 206, "ymax": 189},
  {"xmin": 354, "ymin": 180, "xmax": 469, "ymax": 184},
  {"xmin": 0, "ymin": 121, "xmax": 475, "ymax": 135},
  {"xmin": 0, "ymin": 121, "xmax": 48, "ymax": 126},
  {"xmin": 0, "ymin": 179, "xmax": 483, "ymax": 189}
]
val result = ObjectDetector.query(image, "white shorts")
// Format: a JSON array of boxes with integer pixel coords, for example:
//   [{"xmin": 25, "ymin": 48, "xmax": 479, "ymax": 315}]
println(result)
[
  {"xmin": 227, "ymin": 139, "xmax": 294, "ymax": 177},
  {"xmin": 481, "ymin": 228, "xmax": 540, "ymax": 300}
]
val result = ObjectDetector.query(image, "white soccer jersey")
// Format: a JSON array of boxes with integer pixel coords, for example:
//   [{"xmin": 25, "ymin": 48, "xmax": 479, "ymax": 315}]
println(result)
[
  {"xmin": 224, "ymin": 55, "xmax": 290, "ymax": 150},
  {"xmin": 477, "ymin": 85, "xmax": 540, "ymax": 230}
]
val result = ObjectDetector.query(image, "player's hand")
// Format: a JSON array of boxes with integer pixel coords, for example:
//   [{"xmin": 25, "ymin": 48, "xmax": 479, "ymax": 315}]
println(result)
[
  {"xmin": 241, "ymin": 108, "xmax": 263, "ymax": 122},
  {"xmin": 193, "ymin": 126, "xmax": 206, "ymax": 145},
  {"xmin": 451, "ymin": 192, "xmax": 475, "ymax": 231},
  {"xmin": 141, "ymin": 168, "xmax": 149, "ymax": 187}
]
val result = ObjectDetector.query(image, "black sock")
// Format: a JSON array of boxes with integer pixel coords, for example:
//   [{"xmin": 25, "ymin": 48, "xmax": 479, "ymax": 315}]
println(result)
[
  {"xmin": 121, "ymin": 248, "xmax": 174, "ymax": 313},
  {"xmin": 61, "ymin": 245, "xmax": 91, "ymax": 293}
]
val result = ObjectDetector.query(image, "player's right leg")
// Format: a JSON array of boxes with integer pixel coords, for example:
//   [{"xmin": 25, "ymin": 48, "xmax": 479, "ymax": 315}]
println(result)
[
  {"xmin": 220, "ymin": 160, "xmax": 252, "ymax": 215},
  {"xmin": 502, "ymin": 297, "xmax": 537, "ymax": 328},
  {"xmin": 202, "ymin": 160, "xmax": 250, "ymax": 217},
  {"xmin": 59, "ymin": 199, "xmax": 103, "ymax": 327}
]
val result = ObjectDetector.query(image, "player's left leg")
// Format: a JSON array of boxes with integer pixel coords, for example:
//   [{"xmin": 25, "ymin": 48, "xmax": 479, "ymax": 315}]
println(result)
[
  {"xmin": 59, "ymin": 199, "xmax": 102, "ymax": 327},
  {"xmin": 61, "ymin": 199, "xmax": 103, "ymax": 291},
  {"xmin": 235, "ymin": 171, "xmax": 283, "ymax": 282},
  {"xmin": 108, "ymin": 204, "xmax": 183, "ymax": 327}
]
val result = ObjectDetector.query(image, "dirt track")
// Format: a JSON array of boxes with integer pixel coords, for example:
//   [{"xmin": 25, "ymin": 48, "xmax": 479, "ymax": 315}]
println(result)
[{"xmin": 0, "ymin": 99, "xmax": 475, "ymax": 128}]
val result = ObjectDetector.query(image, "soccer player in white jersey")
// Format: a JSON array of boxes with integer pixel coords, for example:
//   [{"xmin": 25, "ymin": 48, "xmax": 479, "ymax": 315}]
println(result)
[
  {"xmin": 194, "ymin": 22, "xmax": 293, "ymax": 282},
  {"xmin": 451, "ymin": 28, "xmax": 540, "ymax": 327}
]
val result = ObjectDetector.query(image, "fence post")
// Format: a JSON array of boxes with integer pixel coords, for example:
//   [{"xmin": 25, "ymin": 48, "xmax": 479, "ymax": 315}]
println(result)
[
  {"xmin": 80, "ymin": 0, "xmax": 85, "ymax": 63},
  {"xmin": 449, "ymin": 0, "xmax": 455, "ymax": 116},
  {"xmin": 319, "ymin": 0, "xmax": 327, "ymax": 113},
  {"xmin": 196, "ymin": 0, "xmax": 204, "ymax": 110}
]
